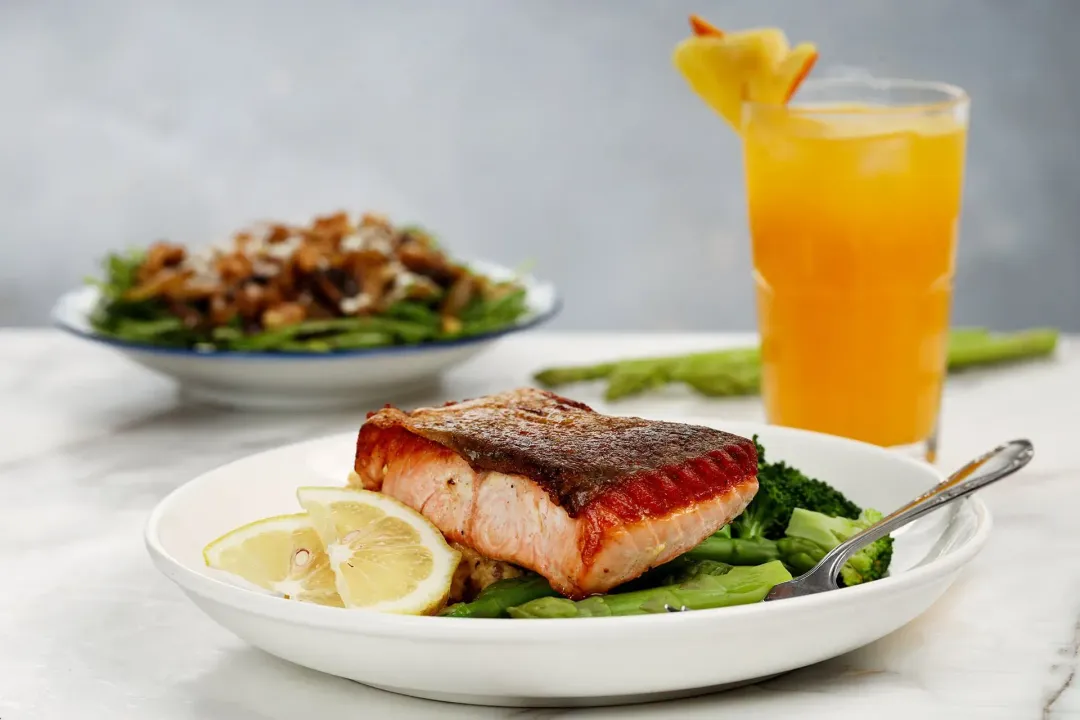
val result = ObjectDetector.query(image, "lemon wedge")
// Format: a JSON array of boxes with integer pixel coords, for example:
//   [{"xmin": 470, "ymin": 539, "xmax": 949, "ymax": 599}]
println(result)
[
  {"xmin": 297, "ymin": 487, "xmax": 461, "ymax": 614},
  {"xmin": 673, "ymin": 20, "xmax": 817, "ymax": 130},
  {"xmin": 203, "ymin": 513, "xmax": 343, "ymax": 607}
]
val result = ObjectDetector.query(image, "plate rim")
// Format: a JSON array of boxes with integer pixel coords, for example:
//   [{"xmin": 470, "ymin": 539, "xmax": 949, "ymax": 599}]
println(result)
[
  {"xmin": 52, "ymin": 260, "xmax": 561, "ymax": 360},
  {"xmin": 145, "ymin": 419, "xmax": 992, "ymax": 639}
]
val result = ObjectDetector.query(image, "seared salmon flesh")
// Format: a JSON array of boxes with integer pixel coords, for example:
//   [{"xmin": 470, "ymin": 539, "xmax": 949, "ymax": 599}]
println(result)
[{"xmin": 352, "ymin": 389, "xmax": 758, "ymax": 598}]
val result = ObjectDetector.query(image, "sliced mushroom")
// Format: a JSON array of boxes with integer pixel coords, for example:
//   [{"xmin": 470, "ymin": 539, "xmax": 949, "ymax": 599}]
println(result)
[
  {"xmin": 398, "ymin": 240, "xmax": 460, "ymax": 286},
  {"xmin": 126, "ymin": 268, "xmax": 190, "ymax": 301},
  {"xmin": 262, "ymin": 302, "xmax": 307, "ymax": 329},
  {"xmin": 139, "ymin": 242, "xmax": 186, "ymax": 282},
  {"xmin": 209, "ymin": 293, "xmax": 238, "ymax": 326},
  {"xmin": 440, "ymin": 274, "xmax": 475, "ymax": 318}
]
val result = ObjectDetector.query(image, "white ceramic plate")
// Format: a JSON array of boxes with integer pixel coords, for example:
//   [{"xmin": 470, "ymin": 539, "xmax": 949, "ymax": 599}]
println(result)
[
  {"xmin": 52, "ymin": 261, "xmax": 559, "ymax": 410},
  {"xmin": 145, "ymin": 417, "xmax": 990, "ymax": 707}
]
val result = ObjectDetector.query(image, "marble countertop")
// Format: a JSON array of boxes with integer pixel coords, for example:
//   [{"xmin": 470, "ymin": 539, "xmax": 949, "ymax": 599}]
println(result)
[{"xmin": 1, "ymin": 329, "xmax": 1077, "ymax": 720}]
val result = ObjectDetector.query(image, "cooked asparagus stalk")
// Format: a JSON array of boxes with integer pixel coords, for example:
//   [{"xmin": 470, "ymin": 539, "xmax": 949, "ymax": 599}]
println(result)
[
  {"xmin": 617, "ymin": 557, "xmax": 735, "ymax": 592},
  {"xmin": 681, "ymin": 519, "xmax": 890, "ymax": 587},
  {"xmin": 533, "ymin": 328, "xmax": 1058, "ymax": 401},
  {"xmin": 683, "ymin": 534, "xmax": 781, "ymax": 565},
  {"xmin": 505, "ymin": 561, "xmax": 792, "ymax": 618},
  {"xmin": 439, "ymin": 575, "xmax": 557, "ymax": 618}
]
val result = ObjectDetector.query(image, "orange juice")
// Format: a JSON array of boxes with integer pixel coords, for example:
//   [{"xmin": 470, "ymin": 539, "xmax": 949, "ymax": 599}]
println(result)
[{"xmin": 744, "ymin": 98, "xmax": 968, "ymax": 448}]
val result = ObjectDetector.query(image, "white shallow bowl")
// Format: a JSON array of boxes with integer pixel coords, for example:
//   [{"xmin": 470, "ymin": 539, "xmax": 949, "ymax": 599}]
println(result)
[
  {"xmin": 145, "ymin": 418, "xmax": 989, "ymax": 708},
  {"xmin": 52, "ymin": 262, "xmax": 558, "ymax": 410}
]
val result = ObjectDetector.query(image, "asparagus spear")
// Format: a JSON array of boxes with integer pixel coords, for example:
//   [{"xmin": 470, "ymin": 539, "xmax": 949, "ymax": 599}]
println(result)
[
  {"xmin": 679, "ymin": 530, "xmax": 888, "ymax": 587},
  {"xmin": 616, "ymin": 557, "xmax": 734, "ymax": 592},
  {"xmin": 682, "ymin": 534, "xmax": 781, "ymax": 565},
  {"xmin": 506, "ymin": 561, "xmax": 792, "ymax": 618},
  {"xmin": 533, "ymin": 328, "xmax": 1058, "ymax": 401},
  {"xmin": 777, "ymin": 536, "xmax": 829, "ymax": 576},
  {"xmin": 439, "ymin": 575, "xmax": 557, "ymax": 618},
  {"xmin": 534, "ymin": 349, "xmax": 753, "ymax": 400},
  {"xmin": 652, "ymin": 558, "xmax": 733, "ymax": 584},
  {"xmin": 946, "ymin": 327, "xmax": 1059, "ymax": 370}
]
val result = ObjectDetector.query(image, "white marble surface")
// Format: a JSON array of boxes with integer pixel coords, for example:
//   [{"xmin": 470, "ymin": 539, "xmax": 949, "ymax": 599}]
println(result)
[{"xmin": 0, "ymin": 329, "xmax": 1077, "ymax": 719}]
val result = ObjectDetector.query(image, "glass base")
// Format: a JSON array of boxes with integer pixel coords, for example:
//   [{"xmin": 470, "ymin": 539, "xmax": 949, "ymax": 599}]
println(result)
[{"xmin": 887, "ymin": 433, "xmax": 939, "ymax": 464}]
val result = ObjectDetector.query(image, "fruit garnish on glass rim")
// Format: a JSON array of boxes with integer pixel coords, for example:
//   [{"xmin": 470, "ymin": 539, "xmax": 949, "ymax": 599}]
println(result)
[{"xmin": 673, "ymin": 14, "xmax": 818, "ymax": 130}]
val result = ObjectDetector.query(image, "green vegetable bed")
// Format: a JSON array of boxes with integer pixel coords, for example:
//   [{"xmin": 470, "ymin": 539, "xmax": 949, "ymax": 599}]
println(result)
[
  {"xmin": 440, "ymin": 438, "xmax": 890, "ymax": 619},
  {"xmin": 88, "ymin": 251, "xmax": 531, "ymax": 352}
]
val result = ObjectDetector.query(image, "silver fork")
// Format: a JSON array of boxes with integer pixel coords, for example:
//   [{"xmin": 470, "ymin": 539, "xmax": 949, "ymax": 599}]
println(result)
[{"xmin": 764, "ymin": 438, "xmax": 1034, "ymax": 602}]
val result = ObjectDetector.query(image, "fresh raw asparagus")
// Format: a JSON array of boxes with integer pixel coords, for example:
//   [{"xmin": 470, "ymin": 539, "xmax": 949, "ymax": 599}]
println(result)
[
  {"xmin": 534, "ymin": 328, "xmax": 1059, "ymax": 401},
  {"xmin": 439, "ymin": 575, "xmax": 557, "ymax": 618},
  {"xmin": 536, "ymin": 348, "xmax": 761, "ymax": 401},
  {"xmin": 945, "ymin": 327, "xmax": 1060, "ymax": 368},
  {"xmin": 505, "ymin": 561, "xmax": 792, "ymax": 618}
]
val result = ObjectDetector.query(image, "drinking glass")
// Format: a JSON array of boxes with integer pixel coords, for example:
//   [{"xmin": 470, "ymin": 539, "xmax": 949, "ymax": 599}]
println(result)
[{"xmin": 742, "ymin": 77, "xmax": 970, "ymax": 461}]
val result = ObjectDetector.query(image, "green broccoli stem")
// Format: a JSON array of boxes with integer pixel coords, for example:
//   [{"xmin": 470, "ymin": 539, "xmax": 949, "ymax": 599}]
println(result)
[
  {"xmin": 532, "ymin": 328, "xmax": 1058, "ymax": 400},
  {"xmin": 439, "ymin": 575, "xmax": 557, "ymax": 618},
  {"xmin": 506, "ymin": 562, "xmax": 792, "ymax": 619}
]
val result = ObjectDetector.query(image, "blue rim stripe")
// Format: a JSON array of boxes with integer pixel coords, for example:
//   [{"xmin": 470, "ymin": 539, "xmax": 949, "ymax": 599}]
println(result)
[{"xmin": 54, "ymin": 297, "xmax": 562, "ymax": 360}]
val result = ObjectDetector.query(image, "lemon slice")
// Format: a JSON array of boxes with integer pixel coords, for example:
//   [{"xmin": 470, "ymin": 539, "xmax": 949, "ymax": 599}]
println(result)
[
  {"xmin": 203, "ymin": 513, "xmax": 343, "ymax": 607},
  {"xmin": 297, "ymin": 487, "xmax": 461, "ymax": 614}
]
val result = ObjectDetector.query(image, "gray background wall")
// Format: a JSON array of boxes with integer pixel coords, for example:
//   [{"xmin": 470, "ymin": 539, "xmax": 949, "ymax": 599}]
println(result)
[{"xmin": 3, "ymin": 0, "xmax": 1078, "ymax": 331}]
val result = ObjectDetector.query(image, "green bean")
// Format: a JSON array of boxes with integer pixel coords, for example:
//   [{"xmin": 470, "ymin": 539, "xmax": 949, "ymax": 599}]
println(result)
[
  {"xmin": 384, "ymin": 301, "xmax": 441, "ymax": 328},
  {"xmin": 87, "ymin": 248, "xmax": 531, "ymax": 352},
  {"xmin": 328, "ymin": 331, "xmax": 396, "ymax": 349}
]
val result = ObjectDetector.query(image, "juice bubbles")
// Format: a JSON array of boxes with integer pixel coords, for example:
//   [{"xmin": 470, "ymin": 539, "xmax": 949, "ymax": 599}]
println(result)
[{"xmin": 743, "ymin": 83, "xmax": 969, "ymax": 451}]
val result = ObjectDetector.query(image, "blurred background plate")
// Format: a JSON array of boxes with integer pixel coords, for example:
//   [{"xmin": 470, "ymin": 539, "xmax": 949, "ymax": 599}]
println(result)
[{"xmin": 51, "ymin": 261, "xmax": 559, "ymax": 410}]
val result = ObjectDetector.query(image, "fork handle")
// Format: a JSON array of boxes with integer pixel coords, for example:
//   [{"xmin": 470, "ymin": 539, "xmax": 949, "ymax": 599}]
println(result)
[{"xmin": 814, "ymin": 439, "xmax": 1035, "ymax": 583}]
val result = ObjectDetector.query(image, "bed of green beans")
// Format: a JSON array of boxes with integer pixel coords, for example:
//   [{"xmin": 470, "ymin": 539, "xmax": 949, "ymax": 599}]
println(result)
[{"xmin": 88, "ymin": 251, "xmax": 531, "ymax": 352}]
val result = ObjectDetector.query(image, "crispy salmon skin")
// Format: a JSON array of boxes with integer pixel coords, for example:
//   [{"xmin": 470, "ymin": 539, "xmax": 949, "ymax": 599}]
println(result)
[{"xmin": 353, "ymin": 388, "xmax": 758, "ymax": 598}]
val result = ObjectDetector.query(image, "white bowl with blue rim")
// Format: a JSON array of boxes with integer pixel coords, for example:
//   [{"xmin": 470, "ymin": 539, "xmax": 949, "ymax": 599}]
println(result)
[{"xmin": 52, "ymin": 262, "xmax": 559, "ymax": 410}]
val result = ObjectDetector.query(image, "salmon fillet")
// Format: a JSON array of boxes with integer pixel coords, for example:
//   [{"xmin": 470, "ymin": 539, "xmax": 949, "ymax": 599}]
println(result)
[{"xmin": 351, "ymin": 388, "xmax": 758, "ymax": 598}]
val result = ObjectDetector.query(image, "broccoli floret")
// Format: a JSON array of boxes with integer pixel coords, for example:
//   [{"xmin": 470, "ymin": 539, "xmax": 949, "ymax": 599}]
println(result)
[
  {"xmin": 781, "ymin": 507, "xmax": 893, "ymax": 585},
  {"xmin": 730, "ymin": 438, "xmax": 862, "ymax": 540}
]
